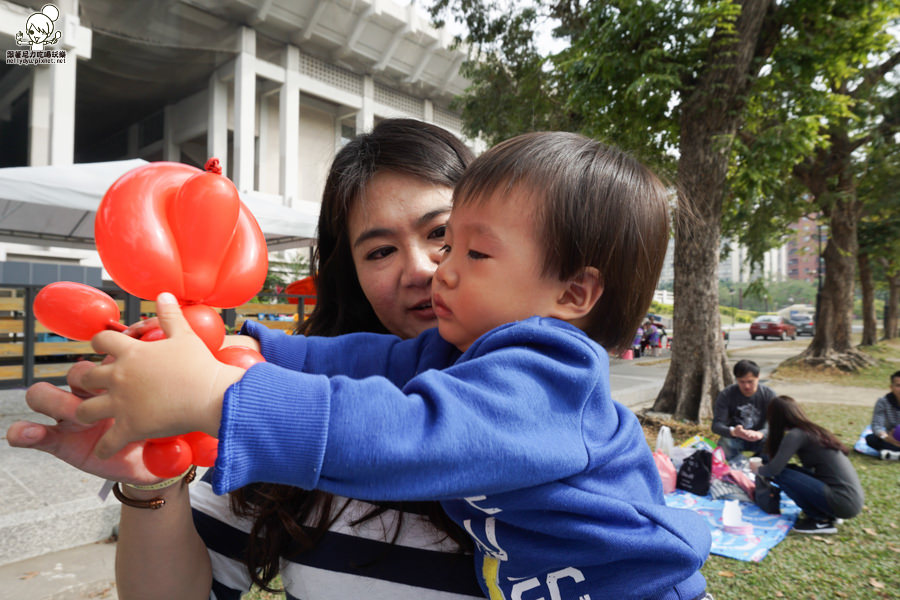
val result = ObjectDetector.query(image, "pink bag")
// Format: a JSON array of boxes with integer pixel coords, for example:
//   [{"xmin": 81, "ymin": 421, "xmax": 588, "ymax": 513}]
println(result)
[
  {"xmin": 711, "ymin": 446, "xmax": 731, "ymax": 479},
  {"xmin": 653, "ymin": 450, "xmax": 677, "ymax": 494}
]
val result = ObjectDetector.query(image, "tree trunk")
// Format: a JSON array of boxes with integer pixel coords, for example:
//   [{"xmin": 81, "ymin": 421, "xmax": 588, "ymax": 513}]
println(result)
[
  {"xmin": 652, "ymin": 0, "xmax": 771, "ymax": 421},
  {"xmin": 799, "ymin": 168, "xmax": 873, "ymax": 370},
  {"xmin": 886, "ymin": 272, "xmax": 899, "ymax": 339},
  {"xmin": 858, "ymin": 250, "xmax": 877, "ymax": 346}
]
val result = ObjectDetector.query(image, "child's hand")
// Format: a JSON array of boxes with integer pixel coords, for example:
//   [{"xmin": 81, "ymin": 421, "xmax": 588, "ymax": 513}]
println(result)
[{"xmin": 75, "ymin": 293, "xmax": 245, "ymax": 460}]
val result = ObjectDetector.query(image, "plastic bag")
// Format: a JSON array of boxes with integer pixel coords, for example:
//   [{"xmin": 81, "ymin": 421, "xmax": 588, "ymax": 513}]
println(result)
[
  {"xmin": 655, "ymin": 425, "xmax": 674, "ymax": 456},
  {"xmin": 711, "ymin": 446, "xmax": 731, "ymax": 479},
  {"xmin": 653, "ymin": 450, "xmax": 677, "ymax": 494}
]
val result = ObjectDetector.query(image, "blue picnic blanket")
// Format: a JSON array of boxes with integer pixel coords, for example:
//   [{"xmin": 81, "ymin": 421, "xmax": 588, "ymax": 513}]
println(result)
[
  {"xmin": 664, "ymin": 489, "xmax": 800, "ymax": 562},
  {"xmin": 853, "ymin": 425, "xmax": 880, "ymax": 457}
]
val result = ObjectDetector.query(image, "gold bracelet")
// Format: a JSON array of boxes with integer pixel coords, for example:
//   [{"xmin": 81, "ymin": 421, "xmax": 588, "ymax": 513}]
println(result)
[
  {"xmin": 123, "ymin": 466, "xmax": 196, "ymax": 491},
  {"xmin": 112, "ymin": 465, "xmax": 198, "ymax": 510}
]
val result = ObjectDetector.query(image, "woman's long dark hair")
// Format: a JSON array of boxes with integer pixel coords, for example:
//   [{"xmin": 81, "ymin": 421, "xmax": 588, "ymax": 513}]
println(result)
[
  {"xmin": 765, "ymin": 395, "xmax": 849, "ymax": 458},
  {"xmin": 229, "ymin": 119, "xmax": 475, "ymax": 591}
]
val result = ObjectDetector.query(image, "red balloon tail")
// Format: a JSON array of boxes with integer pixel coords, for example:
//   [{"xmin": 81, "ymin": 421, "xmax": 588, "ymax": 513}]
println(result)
[
  {"xmin": 105, "ymin": 321, "xmax": 128, "ymax": 332},
  {"xmin": 204, "ymin": 158, "xmax": 222, "ymax": 174}
]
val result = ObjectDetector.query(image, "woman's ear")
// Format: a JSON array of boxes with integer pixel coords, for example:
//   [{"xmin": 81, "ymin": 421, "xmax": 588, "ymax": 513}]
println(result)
[{"xmin": 553, "ymin": 267, "xmax": 603, "ymax": 321}]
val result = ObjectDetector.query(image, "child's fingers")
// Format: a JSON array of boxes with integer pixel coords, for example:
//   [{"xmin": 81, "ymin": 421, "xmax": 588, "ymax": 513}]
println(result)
[
  {"xmin": 79, "ymin": 362, "xmax": 116, "ymax": 394},
  {"xmin": 154, "ymin": 292, "xmax": 193, "ymax": 339},
  {"xmin": 90, "ymin": 329, "xmax": 136, "ymax": 357},
  {"xmin": 73, "ymin": 393, "xmax": 114, "ymax": 425}
]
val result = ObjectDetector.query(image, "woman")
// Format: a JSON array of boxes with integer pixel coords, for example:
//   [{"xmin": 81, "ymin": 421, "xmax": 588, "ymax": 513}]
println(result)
[
  {"xmin": 8, "ymin": 119, "xmax": 481, "ymax": 599},
  {"xmin": 751, "ymin": 395, "xmax": 864, "ymax": 535}
]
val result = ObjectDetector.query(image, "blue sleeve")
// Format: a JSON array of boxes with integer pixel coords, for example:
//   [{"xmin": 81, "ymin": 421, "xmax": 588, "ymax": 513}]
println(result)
[
  {"xmin": 239, "ymin": 320, "xmax": 457, "ymax": 385},
  {"xmin": 214, "ymin": 320, "xmax": 602, "ymax": 500}
]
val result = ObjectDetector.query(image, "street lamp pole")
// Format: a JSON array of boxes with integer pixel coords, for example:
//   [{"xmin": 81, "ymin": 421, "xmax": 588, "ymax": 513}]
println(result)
[{"xmin": 815, "ymin": 222, "xmax": 823, "ymax": 327}]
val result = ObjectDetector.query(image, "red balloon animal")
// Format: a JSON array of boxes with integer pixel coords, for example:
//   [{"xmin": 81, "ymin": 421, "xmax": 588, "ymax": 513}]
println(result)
[{"xmin": 33, "ymin": 158, "xmax": 267, "ymax": 477}]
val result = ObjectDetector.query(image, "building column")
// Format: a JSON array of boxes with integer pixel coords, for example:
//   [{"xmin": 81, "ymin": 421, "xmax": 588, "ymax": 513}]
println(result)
[
  {"xmin": 208, "ymin": 70, "xmax": 229, "ymax": 174},
  {"xmin": 355, "ymin": 75, "xmax": 374, "ymax": 133},
  {"xmin": 423, "ymin": 99, "xmax": 433, "ymax": 122},
  {"xmin": 233, "ymin": 27, "xmax": 256, "ymax": 192},
  {"xmin": 280, "ymin": 46, "xmax": 300, "ymax": 207},
  {"xmin": 47, "ymin": 56, "xmax": 76, "ymax": 165},
  {"xmin": 163, "ymin": 104, "xmax": 179, "ymax": 161},
  {"xmin": 28, "ymin": 67, "xmax": 51, "ymax": 166}
]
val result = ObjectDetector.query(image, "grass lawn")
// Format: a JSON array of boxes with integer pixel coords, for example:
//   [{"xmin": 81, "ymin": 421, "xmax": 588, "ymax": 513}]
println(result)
[
  {"xmin": 247, "ymin": 341, "xmax": 900, "ymax": 600},
  {"xmin": 696, "ymin": 401, "xmax": 899, "ymax": 600}
]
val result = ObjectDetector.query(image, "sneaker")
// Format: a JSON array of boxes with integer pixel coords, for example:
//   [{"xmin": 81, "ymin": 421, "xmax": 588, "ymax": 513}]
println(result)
[
  {"xmin": 792, "ymin": 516, "xmax": 837, "ymax": 534},
  {"xmin": 879, "ymin": 449, "xmax": 900, "ymax": 460}
]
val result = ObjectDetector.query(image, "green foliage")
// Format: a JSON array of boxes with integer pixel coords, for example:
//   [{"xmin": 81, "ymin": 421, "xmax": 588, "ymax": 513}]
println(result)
[{"xmin": 718, "ymin": 279, "xmax": 818, "ymax": 313}]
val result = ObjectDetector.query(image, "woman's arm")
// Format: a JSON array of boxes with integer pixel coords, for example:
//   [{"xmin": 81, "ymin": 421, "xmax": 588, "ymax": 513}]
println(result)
[
  {"xmin": 758, "ymin": 429, "xmax": 805, "ymax": 478},
  {"xmin": 116, "ymin": 483, "xmax": 212, "ymax": 600}
]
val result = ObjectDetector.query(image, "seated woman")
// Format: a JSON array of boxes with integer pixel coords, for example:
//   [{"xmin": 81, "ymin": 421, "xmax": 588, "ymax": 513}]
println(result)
[{"xmin": 751, "ymin": 395, "xmax": 864, "ymax": 535}]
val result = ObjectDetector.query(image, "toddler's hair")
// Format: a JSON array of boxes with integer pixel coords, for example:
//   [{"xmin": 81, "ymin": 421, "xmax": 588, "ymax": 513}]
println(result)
[{"xmin": 453, "ymin": 132, "xmax": 670, "ymax": 352}]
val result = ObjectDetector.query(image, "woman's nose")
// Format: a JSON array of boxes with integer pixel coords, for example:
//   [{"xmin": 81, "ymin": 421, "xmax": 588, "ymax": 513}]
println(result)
[{"xmin": 401, "ymin": 246, "xmax": 438, "ymax": 288}]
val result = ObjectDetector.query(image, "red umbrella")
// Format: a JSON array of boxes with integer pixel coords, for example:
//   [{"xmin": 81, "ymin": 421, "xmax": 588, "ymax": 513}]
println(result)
[{"xmin": 286, "ymin": 276, "xmax": 317, "ymax": 305}]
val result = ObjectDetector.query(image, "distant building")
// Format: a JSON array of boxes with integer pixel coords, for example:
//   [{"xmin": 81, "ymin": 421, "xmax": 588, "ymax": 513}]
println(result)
[{"xmin": 785, "ymin": 214, "xmax": 825, "ymax": 284}]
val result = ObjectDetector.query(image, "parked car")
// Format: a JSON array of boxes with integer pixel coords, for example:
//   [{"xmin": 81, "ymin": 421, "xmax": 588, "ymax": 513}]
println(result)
[
  {"xmin": 750, "ymin": 315, "xmax": 797, "ymax": 340},
  {"xmin": 788, "ymin": 313, "xmax": 815, "ymax": 336}
]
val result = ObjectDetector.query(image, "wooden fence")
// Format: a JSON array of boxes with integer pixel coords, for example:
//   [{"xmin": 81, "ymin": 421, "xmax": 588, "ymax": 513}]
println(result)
[{"xmin": 0, "ymin": 285, "xmax": 313, "ymax": 389}]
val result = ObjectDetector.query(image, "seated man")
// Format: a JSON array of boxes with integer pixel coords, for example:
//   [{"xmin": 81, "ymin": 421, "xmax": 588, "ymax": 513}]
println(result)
[
  {"xmin": 864, "ymin": 370, "xmax": 900, "ymax": 460},
  {"xmin": 711, "ymin": 360, "xmax": 775, "ymax": 460}
]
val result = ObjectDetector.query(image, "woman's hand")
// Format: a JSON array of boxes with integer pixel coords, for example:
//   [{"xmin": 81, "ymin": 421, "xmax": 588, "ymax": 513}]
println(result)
[{"xmin": 6, "ymin": 361, "xmax": 160, "ymax": 486}]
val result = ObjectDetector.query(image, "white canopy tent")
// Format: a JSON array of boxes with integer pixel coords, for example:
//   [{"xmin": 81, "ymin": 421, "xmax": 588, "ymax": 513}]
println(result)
[{"xmin": 0, "ymin": 160, "xmax": 318, "ymax": 251}]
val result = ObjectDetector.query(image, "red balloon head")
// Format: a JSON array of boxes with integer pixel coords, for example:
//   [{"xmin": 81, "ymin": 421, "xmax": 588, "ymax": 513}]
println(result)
[{"xmin": 95, "ymin": 160, "xmax": 268, "ymax": 307}]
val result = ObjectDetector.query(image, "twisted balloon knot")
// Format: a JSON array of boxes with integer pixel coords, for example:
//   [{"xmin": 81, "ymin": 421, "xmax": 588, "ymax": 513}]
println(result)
[{"xmin": 204, "ymin": 158, "xmax": 222, "ymax": 175}]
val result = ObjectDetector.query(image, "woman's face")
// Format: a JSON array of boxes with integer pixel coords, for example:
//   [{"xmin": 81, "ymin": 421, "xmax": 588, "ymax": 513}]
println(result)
[{"xmin": 348, "ymin": 171, "xmax": 452, "ymax": 339}]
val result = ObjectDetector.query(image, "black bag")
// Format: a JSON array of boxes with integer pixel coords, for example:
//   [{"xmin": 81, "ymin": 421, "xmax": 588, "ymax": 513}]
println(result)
[
  {"xmin": 754, "ymin": 476, "xmax": 781, "ymax": 514},
  {"xmin": 675, "ymin": 449, "xmax": 712, "ymax": 496}
]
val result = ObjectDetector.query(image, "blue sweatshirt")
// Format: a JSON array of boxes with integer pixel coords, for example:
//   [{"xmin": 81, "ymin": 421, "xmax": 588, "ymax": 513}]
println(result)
[{"xmin": 215, "ymin": 317, "xmax": 710, "ymax": 600}]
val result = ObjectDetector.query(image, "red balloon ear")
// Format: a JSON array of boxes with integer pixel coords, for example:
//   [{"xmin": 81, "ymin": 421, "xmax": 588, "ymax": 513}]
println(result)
[
  {"xmin": 203, "ymin": 203, "xmax": 268, "ymax": 307},
  {"xmin": 96, "ymin": 163, "xmax": 196, "ymax": 300},
  {"xmin": 181, "ymin": 304, "xmax": 225, "ymax": 352},
  {"xmin": 168, "ymin": 167, "xmax": 241, "ymax": 302},
  {"xmin": 34, "ymin": 282, "xmax": 122, "ymax": 341}
]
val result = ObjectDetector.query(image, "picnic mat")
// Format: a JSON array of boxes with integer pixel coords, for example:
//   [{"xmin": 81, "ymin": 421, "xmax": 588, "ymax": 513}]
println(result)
[
  {"xmin": 664, "ymin": 490, "xmax": 800, "ymax": 562},
  {"xmin": 853, "ymin": 425, "xmax": 880, "ymax": 457}
]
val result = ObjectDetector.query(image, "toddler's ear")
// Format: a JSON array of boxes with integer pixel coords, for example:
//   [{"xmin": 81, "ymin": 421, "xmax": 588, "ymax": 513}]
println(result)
[{"xmin": 555, "ymin": 267, "xmax": 603, "ymax": 321}]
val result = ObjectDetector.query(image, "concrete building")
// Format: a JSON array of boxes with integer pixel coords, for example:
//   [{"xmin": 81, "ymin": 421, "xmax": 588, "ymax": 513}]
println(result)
[
  {"xmin": 0, "ymin": 0, "xmax": 477, "ymax": 270},
  {"xmin": 786, "ymin": 214, "xmax": 825, "ymax": 284}
]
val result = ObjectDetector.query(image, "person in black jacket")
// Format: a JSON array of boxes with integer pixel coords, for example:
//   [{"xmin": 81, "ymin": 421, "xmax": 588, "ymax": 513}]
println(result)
[{"xmin": 711, "ymin": 360, "xmax": 775, "ymax": 460}]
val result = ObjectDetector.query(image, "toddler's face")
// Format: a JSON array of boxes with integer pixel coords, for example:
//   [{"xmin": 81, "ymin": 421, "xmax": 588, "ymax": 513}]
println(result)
[{"xmin": 432, "ymin": 191, "xmax": 568, "ymax": 351}]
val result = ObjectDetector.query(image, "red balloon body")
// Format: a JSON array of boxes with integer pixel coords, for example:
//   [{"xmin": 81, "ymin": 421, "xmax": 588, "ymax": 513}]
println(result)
[
  {"xmin": 183, "ymin": 431, "xmax": 218, "ymax": 467},
  {"xmin": 181, "ymin": 304, "xmax": 225, "ymax": 352},
  {"xmin": 214, "ymin": 345, "xmax": 265, "ymax": 369},
  {"xmin": 33, "ymin": 282, "xmax": 121, "ymax": 341},
  {"xmin": 143, "ymin": 437, "xmax": 193, "ymax": 478}
]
